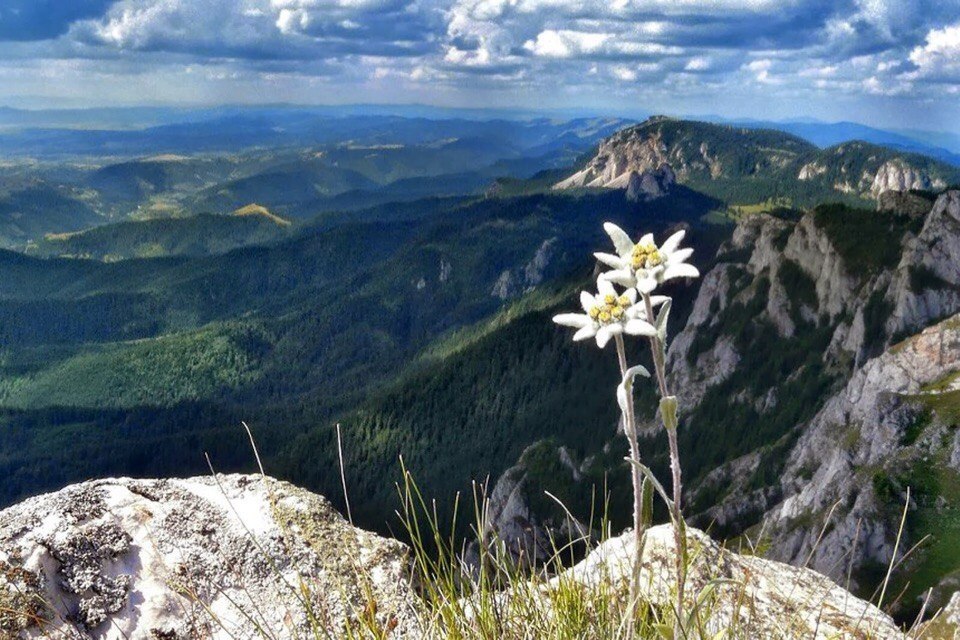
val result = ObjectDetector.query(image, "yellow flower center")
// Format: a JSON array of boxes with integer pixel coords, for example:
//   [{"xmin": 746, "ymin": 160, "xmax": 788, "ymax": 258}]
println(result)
[
  {"xmin": 589, "ymin": 294, "xmax": 633, "ymax": 325},
  {"xmin": 631, "ymin": 242, "xmax": 662, "ymax": 270}
]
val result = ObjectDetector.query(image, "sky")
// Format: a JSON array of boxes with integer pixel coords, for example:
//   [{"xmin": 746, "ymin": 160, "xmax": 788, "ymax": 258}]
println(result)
[{"xmin": 1, "ymin": 0, "xmax": 959, "ymax": 132}]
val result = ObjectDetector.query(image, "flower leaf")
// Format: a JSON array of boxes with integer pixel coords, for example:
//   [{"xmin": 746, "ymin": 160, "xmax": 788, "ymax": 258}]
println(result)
[
  {"xmin": 660, "ymin": 395, "xmax": 679, "ymax": 431},
  {"xmin": 655, "ymin": 298, "xmax": 672, "ymax": 341},
  {"xmin": 616, "ymin": 364, "xmax": 651, "ymax": 412}
]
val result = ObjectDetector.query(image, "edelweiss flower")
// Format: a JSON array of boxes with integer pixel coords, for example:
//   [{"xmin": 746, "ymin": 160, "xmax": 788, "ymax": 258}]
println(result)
[
  {"xmin": 553, "ymin": 279, "xmax": 667, "ymax": 348},
  {"xmin": 595, "ymin": 223, "xmax": 700, "ymax": 294}
]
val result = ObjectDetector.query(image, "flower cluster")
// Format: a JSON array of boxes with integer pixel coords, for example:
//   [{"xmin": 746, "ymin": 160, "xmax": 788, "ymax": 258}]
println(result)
[
  {"xmin": 553, "ymin": 280, "xmax": 668, "ymax": 348},
  {"xmin": 553, "ymin": 223, "xmax": 699, "ymax": 347},
  {"xmin": 594, "ymin": 224, "xmax": 699, "ymax": 294}
]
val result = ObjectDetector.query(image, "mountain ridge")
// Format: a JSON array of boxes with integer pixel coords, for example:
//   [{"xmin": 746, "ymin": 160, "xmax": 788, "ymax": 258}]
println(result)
[{"xmin": 554, "ymin": 118, "xmax": 960, "ymax": 205}]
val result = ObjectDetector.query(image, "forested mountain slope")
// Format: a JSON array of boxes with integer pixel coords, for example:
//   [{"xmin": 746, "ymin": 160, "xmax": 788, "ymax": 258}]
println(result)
[{"xmin": 0, "ymin": 186, "xmax": 724, "ymax": 510}]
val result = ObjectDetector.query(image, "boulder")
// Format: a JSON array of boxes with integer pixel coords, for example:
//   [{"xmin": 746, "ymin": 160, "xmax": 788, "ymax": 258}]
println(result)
[
  {"xmin": 485, "ymin": 525, "xmax": 905, "ymax": 639},
  {"xmin": 0, "ymin": 474, "xmax": 418, "ymax": 639}
]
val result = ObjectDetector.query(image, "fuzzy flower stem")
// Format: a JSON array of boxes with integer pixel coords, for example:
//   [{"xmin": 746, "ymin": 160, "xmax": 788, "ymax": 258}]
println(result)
[
  {"xmin": 614, "ymin": 333, "xmax": 645, "ymax": 635},
  {"xmin": 642, "ymin": 291, "xmax": 687, "ymax": 628}
]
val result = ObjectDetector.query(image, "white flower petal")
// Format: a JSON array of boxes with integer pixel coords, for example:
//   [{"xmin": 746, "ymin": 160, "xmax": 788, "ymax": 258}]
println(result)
[
  {"xmin": 637, "ymin": 276, "xmax": 658, "ymax": 294},
  {"xmin": 603, "ymin": 222, "xmax": 634, "ymax": 256},
  {"xmin": 668, "ymin": 247, "xmax": 693, "ymax": 264},
  {"xmin": 597, "ymin": 279, "xmax": 617, "ymax": 298},
  {"xmin": 624, "ymin": 304, "xmax": 646, "ymax": 320},
  {"xmin": 594, "ymin": 252, "xmax": 626, "ymax": 269},
  {"xmin": 580, "ymin": 291, "xmax": 596, "ymax": 313},
  {"xmin": 573, "ymin": 325, "xmax": 596, "ymax": 341},
  {"xmin": 624, "ymin": 288, "xmax": 637, "ymax": 304},
  {"xmin": 595, "ymin": 326, "xmax": 613, "ymax": 348},
  {"xmin": 638, "ymin": 232, "xmax": 654, "ymax": 246},
  {"xmin": 660, "ymin": 229, "xmax": 686, "ymax": 254},
  {"xmin": 662, "ymin": 263, "xmax": 700, "ymax": 280},
  {"xmin": 601, "ymin": 270, "xmax": 636, "ymax": 288},
  {"xmin": 553, "ymin": 313, "xmax": 592, "ymax": 328},
  {"xmin": 649, "ymin": 295, "xmax": 670, "ymax": 307},
  {"xmin": 625, "ymin": 318, "xmax": 657, "ymax": 336}
]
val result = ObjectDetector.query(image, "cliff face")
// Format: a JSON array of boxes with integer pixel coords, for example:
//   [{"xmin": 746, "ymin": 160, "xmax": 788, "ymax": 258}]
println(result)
[
  {"xmin": 667, "ymin": 190, "xmax": 960, "ymax": 610},
  {"xmin": 766, "ymin": 315, "xmax": 960, "ymax": 588}
]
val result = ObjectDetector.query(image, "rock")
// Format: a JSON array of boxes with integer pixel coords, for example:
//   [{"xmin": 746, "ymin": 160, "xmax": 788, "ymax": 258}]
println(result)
[
  {"xmin": 439, "ymin": 258, "xmax": 452, "ymax": 283},
  {"xmin": 798, "ymin": 162, "xmax": 827, "ymax": 180},
  {"xmin": 523, "ymin": 237, "xmax": 557, "ymax": 289},
  {"xmin": 490, "ymin": 270, "xmax": 515, "ymax": 300},
  {"xmin": 553, "ymin": 125, "xmax": 671, "ymax": 190},
  {"xmin": 491, "ymin": 525, "xmax": 904, "ymax": 639},
  {"xmin": 871, "ymin": 160, "xmax": 945, "ymax": 197},
  {"xmin": 465, "ymin": 442, "xmax": 588, "ymax": 571},
  {"xmin": 765, "ymin": 313, "xmax": 960, "ymax": 586},
  {"xmin": 889, "ymin": 191, "xmax": 960, "ymax": 339},
  {"xmin": 625, "ymin": 164, "xmax": 676, "ymax": 202},
  {"xmin": 0, "ymin": 475, "xmax": 418, "ymax": 639},
  {"xmin": 924, "ymin": 591, "xmax": 960, "ymax": 637}
]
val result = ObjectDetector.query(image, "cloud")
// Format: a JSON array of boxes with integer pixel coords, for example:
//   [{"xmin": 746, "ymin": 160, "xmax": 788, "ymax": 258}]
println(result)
[
  {"xmin": 0, "ymin": 0, "xmax": 116, "ymax": 42},
  {"xmin": 1, "ymin": 0, "xmax": 960, "ymax": 127},
  {"xmin": 907, "ymin": 22, "xmax": 960, "ymax": 80},
  {"xmin": 66, "ymin": 0, "xmax": 441, "ymax": 59}
]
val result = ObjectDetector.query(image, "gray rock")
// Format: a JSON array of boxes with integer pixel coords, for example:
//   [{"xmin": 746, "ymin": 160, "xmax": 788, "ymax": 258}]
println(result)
[
  {"xmin": 486, "ymin": 525, "xmax": 904, "ymax": 639},
  {"xmin": 765, "ymin": 314, "xmax": 960, "ymax": 585},
  {"xmin": 625, "ymin": 164, "xmax": 676, "ymax": 202},
  {"xmin": 0, "ymin": 475, "xmax": 418, "ymax": 639}
]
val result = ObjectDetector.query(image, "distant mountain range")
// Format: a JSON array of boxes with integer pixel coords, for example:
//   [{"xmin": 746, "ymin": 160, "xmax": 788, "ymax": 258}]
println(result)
[
  {"xmin": 2, "ymin": 104, "xmax": 959, "ymax": 167},
  {"xmin": 716, "ymin": 118, "xmax": 960, "ymax": 167},
  {"xmin": 555, "ymin": 117, "xmax": 960, "ymax": 205}
]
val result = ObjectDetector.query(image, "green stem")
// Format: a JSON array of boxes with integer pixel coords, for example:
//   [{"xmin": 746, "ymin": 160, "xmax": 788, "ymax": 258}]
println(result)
[
  {"xmin": 614, "ymin": 333, "xmax": 645, "ymax": 637},
  {"xmin": 643, "ymin": 292, "xmax": 687, "ymax": 629}
]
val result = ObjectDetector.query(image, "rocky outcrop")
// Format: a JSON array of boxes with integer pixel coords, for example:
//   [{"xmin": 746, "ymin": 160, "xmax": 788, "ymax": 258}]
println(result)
[
  {"xmin": 465, "ymin": 442, "xmax": 589, "ymax": 571},
  {"xmin": 0, "ymin": 475, "xmax": 418, "ymax": 639},
  {"xmin": 889, "ymin": 190, "xmax": 960, "ymax": 339},
  {"xmin": 765, "ymin": 314, "xmax": 960, "ymax": 589},
  {"xmin": 553, "ymin": 126, "xmax": 671, "ymax": 191},
  {"xmin": 798, "ymin": 162, "xmax": 827, "ymax": 180},
  {"xmin": 871, "ymin": 160, "xmax": 947, "ymax": 197},
  {"xmin": 625, "ymin": 164, "xmax": 676, "ymax": 201},
  {"xmin": 489, "ymin": 525, "xmax": 904, "ymax": 639},
  {"xmin": 491, "ymin": 236, "xmax": 559, "ymax": 300}
]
